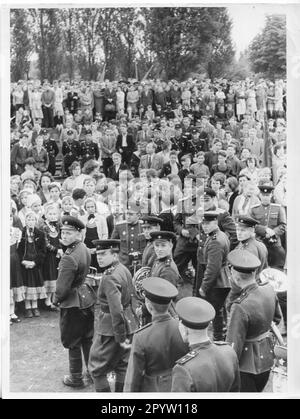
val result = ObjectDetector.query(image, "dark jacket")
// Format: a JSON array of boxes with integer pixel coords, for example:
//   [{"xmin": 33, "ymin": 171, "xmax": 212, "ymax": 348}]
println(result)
[
  {"xmin": 171, "ymin": 340, "xmax": 240, "ymax": 392},
  {"xmin": 17, "ymin": 227, "xmax": 46, "ymax": 267},
  {"xmin": 53, "ymin": 241, "xmax": 91, "ymax": 308},
  {"xmin": 111, "ymin": 221, "xmax": 146, "ymax": 267},
  {"xmin": 107, "ymin": 163, "xmax": 129, "ymax": 181},
  {"xmin": 159, "ymin": 162, "xmax": 181, "ymax": 178},
  {"xmin": 124, "ymin": 313, "xmax": 189, "ymax": 392}
]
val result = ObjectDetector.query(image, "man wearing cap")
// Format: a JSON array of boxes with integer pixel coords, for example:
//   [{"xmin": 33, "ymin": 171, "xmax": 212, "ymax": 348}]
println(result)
[
  {"xmin": 111, "ymin": 202, "xmax": 146, "ymax": 271},
  {"xmin": 235, "ymin": 215, "xmax": 268, "ymax": 279},
  {"xmin": 43, "ymin": 129, "xmax": 59, "ymax": 176},
  {"xmin": 62, "ymin": 130, "xmax": 81, "ymax": 176},
  {"xmin": 150, "ymin": 231, "xmax": 182, "ymax": 289},
  {"xmin": 226, "ymin": 249, "xmax": 282, "ymax": 392},
  {"xmin": 53, "ymin": 216, "xmax": 94, "ymax": 388},
  {"xmin": 141, "ymin": 216, "xmax": 163, "ymax": 268},
  {"xmin": 171, "ymin": 297, "xmax": 240, "ymax": 392},
  {"xmin": 197, "ymin": 211, "xmax": 231, "ymax": 341},
  {"xmin": 186, "ymin": 128, "xmax": 208, "ymax": 157},
  {"xmin": 124, "ymin": 278, "xmax": 189, "ymax": 392},
  {"xmin": 79, "ymin": 129, "xmax": 100, "ymax": 167},
  {"xmin": 169, "ymin": 124, "xmax": 188, "ymax": 160},
  {"xmin": 250, "ymin": 185, "xmax": 286, "ymax": 269},
  {"xmin": 88, "ymin": 239, "xmax": 139, "ymax": 392}
]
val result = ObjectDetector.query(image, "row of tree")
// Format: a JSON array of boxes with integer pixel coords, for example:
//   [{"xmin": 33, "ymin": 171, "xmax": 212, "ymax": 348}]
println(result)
[{"xmin": 10, "ymin": 8, "xmax": 286, "ymax": 83}]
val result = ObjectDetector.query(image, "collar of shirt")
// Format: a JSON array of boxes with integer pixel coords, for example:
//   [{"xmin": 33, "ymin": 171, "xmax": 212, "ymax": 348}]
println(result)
[{"xmin": 152, "ymin": 313, "xmax": 172, "ymax": 323}]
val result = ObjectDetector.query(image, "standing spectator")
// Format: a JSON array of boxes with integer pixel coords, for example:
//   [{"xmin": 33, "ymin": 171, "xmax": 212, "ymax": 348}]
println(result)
[
  {"xmin": 62, "ymin": 130, "xmax": 81, "ymax": 176},
  {"xmin": 53, "ymin": 80, "xmax": 64, "ymax": 129},
  {"xmin": 107, "ymin": 152, "xmax": 129, "ymax": 182},
  {"xmin": 43, "ymin": 129, "xmax": 59, "ymax": 176},
  {"xmin": 232, "ymin": 181, "xmax": 260, "ymax": 220},
  {"xmin": 93, "ymin": 82, "xmax": 105, "ymax": 118},
  {"xmin": 11, "ymin": 133, "xmax": 32, "ymax": 175},
  {"xmin": 41, "ymin": 82, "xmax": 55, "ymax": 128},
  {"xmin": 243, "ymin": 129, "xmax": 264, "ymax": 165},
  {"xmin": 29, "ymin": 86, "xmax": 43, "ymax": 121},
  {"xmin": 10, "ymin": 211, "xmax": 24, "ymax": 324},
  {"xmin": 100, "ymin": 127, "xmax": 117, "ymax": 177},
  {"xmin": 116, "ymin": 124, "xmax": 135, "ymax": 166}
]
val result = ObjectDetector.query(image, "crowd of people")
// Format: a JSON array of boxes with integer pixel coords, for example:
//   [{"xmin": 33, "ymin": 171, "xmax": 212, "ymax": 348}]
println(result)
[{"xmin": 10, "ymin": 75, "xmax": 287, "ymax": 393}]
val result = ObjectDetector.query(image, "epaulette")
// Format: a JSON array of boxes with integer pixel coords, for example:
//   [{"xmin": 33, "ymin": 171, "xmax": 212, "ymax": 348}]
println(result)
[
  {"xmin": 176, "ymin": 348, "xmax": 200, "ymax": 365},
  {"xmin": 214, "ymin": 341, "xmax": 230, "ymax": 346},
  {"xmin": 104, "ymin": 264, "xmax": 117, "ymax": 275},
  {"xmin": 251, "ymin": 203, "xmax": 261, "ymax": 209},
  {"xmin": 233, "ymin": 290, "xmax": 249, "ymax": 304},
  {"xmin": 164, "ymin": 257, "xmax": 172, "ymax": 266},
  {"xmin": 135, "ymin": 323, "xmax": 152, "ymax": 333},
  {"xmin": 216, "ymin": 208, "xmax": 225, "ymax": 214}
]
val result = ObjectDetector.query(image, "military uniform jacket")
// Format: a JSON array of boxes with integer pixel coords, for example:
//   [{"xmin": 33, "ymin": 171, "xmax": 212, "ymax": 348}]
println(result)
[
  {"xmin": 124, "ymin": 313, "xmax": 189, "ymax": 392},
  {"xmin": 236, "ymin": 237, "xmax": 268, "ymax": 278},
  {"xmin": 250, "ymin": 203, "xmax": 286, "ymax": 246},
  {"xmin": 226, "ymin": 282, "xmax": 282, "ymax": 374},
  {"xmin": 62, "ymin": 139, "xmax": 80, "ymax": 159},
  {"xmin": 201, "ymin": 228, "xmax": 230, "ymax": 294},
  {"xmin": 150, "ymin": 256, "xmax": 181, "ymax": 288},
  {"xmin": 142, "ymin": 241, "xmax": 156, "ymax": 268},
  {"xmin": 44, "ymin": 139, "xmax": 59, "ymax": 159},
  {"xmin": 111, "ymin": 221, "xmax": 146, "ymax": 267},
  {"xmin": 79, "ymin": 140, "xmax": 99, "ymax": 164},
  {"xmin": 171, "ymin": 340, "xmax": 240, "ymax": 392},
  {"xmin": 96, "ymin": 262, "xmax": 139, "ymax": 343},
  {"xmin": 54, "ymin": 241, "xmax": 91, "ymax": 308}
]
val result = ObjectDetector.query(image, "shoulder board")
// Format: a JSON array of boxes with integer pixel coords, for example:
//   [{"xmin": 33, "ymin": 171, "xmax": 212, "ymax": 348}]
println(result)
[
  {"xmin": 135, "ymin": 322, "xmax": 152, "ymax": 334},
  {"xmin": 251, "ymin": 204, "xmax": 261, "ymax": 209},
  {"xmin": 176, "ymin": 349, "xmax": 200, "ymax": 365},
  {"xmin": 164, "ymin": 258, "xmax": 172, "ymax": 266},
  {"xmin": 214, "ymin": 341, "xmax": 230, "ymax": 346},
  {"xmin": 233, "ymin": 291, "xmax": 249, "ymax": 304},
  {"xmin": 216, "ymin": 208, "xmax": 225, "ymax": 214}
]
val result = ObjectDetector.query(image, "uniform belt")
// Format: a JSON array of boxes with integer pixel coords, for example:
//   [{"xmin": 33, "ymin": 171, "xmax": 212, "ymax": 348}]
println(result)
[{"xmin": 245, "ymin": 331, "xmax": 271, "ymax": 343}]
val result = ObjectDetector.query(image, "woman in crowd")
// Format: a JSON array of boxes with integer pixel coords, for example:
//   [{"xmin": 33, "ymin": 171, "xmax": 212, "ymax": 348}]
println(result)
[
  {"xmin": 10, "ymin": 211, "xmax": 24, "ymax": 324},
  {"xmin": 38, "ymin": 172, "xmax": 53, "ymax": 205}
]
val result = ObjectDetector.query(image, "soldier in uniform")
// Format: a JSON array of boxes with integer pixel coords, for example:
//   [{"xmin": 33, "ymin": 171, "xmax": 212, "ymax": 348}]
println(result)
[
  {"xmin": 171, "ymin": 297, "xmax": 240, "ymax": 392},
  {"xmin": 170, "ymin": 124, "xmax": 188, "ymax": 160},
  {"xmin": 53, "ymin": 216, "xmax": 94, "ymax": 388},
  {"xmin": 250, "ymin": 185, "xmax": 286, "ymax": 269},
  {"xmin": 111, "ymin": 202, "xmax": 146, "ymax": 272},
  {"xmin": 62, "ymin": 129, "xmax": 81, "ymax": 176},
  {"xmin": 42, "ymin": 129, "xmax": 59, "ymax": 176},
  {"xmin": 235, "ymin": 215, "xmax": 268, "ymax": 279},
  {"xmin": 226, "ymin": 249, "xmax": 282, "ymax": 392},
  {"xmin": 88, "ymin": 239, "xmax": 139, "ymax": 392},
  {"xmin": 124, "ymin": 277, "xmax": 189, "ymax": 392},
  {"xmin": 141, "ymin": 215, "xmax": 163, "ymax": 268},
  {"xmin": 79, "ymin": 129, "xmax": 100, "ymax": 167},
  {"xmin": 186, "ymin": 127, "xmax": 209, "ymax": 157},
  {"xmin": 198, "ymin": 211, "xmax": 231, "ymax": 341},
  {"xmin": 149, "ymin": 231, "xmax": 182, "ymax": 289}
]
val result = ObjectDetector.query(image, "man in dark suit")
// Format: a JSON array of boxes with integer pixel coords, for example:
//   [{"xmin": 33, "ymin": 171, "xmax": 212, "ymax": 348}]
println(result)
[
  {"xmin": 139, "ymin": 142, "xmax": 164, "ymax": 173},
  {"xmin": 159, "ymin": 151, "xmax": 180, "ymax": 178},
  {"xmin": 53, "ymin": 216, "xmax": 94, "ymax": 388},
  {"xmin": 116, "ymin": 124, "xmax": 135, "ymax": 166},
  {"xmin": 107, "ymin": 152, "xmax": 129, "ymax": 181}
]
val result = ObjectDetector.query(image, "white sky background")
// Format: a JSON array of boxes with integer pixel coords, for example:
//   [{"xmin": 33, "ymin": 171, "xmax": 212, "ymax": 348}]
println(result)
[{"xmin": 228, "ymin": 3, "xmax": 288, "ymax": 57}]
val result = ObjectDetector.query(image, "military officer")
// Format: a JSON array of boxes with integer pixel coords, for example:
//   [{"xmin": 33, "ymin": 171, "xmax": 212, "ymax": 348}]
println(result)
[
  {"xmin": 226, "ymin": 249, "xmax": 282, "ymax": 392},
  {"xmin": 124, "ymin": 277, "xmax": 189, "ymax": 392},
  {"xmin": 42, "ymin": 128, "xmax": 59, "ymax": 176},
  {"xmin": 186, "ymin": 127, "xmax": 208, "ymax": 157},
  {"xmin": 150, "ymin": 231, "xmax": 182, "ymax": 289},
  {"xmin": 197, "ymin": 211, "xmax": 231, "ymax": 341},
  {"xmin": 141, "ymin": 215, "xmax": 163, "ymax": 268},
  {"xmin": 88, "ymin": 239, "xmax": 139, "ymax": 392},
  {"xmin": 250, "ymin": 185, "xmax": 286, "ymax": 269},
  {"xmin": 235, "ymin": 215, "xmax": 268, "ymax": 279},
  {"xmin": 170, "ymin": 124, "xmax": 188, "ymax": 159},
  {"xmin": 62, "ymin": 129, "xmax": 81, "ymax": 176},
  {"xmin": 171, "ymin": 297, "xmax": 240, "ymax": 392},
  {"xmin": 53, "ymin": 216, "xmax": 94, "ymax": 388},
  {"xmin": 111, "ymin": 202, "xmax": 146, "ymax": 271},
  {"xmin": 79, "ymin": 129, "xmax": 100, "ymax": 167}
]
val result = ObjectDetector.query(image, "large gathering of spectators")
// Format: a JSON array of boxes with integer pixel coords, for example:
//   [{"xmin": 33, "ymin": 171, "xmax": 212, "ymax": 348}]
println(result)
[{"xmin": 9, "ymin": 76, "xmax": 287, "ymax": 326}]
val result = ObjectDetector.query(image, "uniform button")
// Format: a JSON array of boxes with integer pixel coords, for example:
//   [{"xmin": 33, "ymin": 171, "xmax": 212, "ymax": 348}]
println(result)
[
  {"xmin": 260, "ymin": 355, "xmax": 264, "ymax": 359},
  {"xmin": 245, "ymin": 347, "xmax": 248, "ymax": 351}
]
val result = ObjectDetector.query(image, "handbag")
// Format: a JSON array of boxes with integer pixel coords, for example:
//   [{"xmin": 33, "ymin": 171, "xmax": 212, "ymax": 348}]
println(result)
[{"xmin": 77, "ymin": 282, "xmax": 97, "ymax": 310}]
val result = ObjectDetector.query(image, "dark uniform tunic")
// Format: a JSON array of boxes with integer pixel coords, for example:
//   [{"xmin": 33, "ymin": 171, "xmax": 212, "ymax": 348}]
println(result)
[
  {"xmin": 111, "ymin": 221, "xmax": 146, "ymax": 270},
  {"xmin": 250, "ymin": 203, "xmax": 286, "ymax": 269},
  {"xmin": 226, "ymin": 282, "xmax": 282, "ymax": 392},
  {"xmin": 88, "ymin": 262, "xmax": 139, "ymax": 390},
  {"xmin": 62, "ymin": 139, "xmax": 81, "ymax": 176},
  {"xmin": 54, "ymin": 240, "xmax": 93, "ymax": 350},
  {"xmin": 236, "ymin": 237, "xmax": 268, "ymax": 280},
  {"xmin": 44, "ymin": 138, "xmax": 59, "ymax": 176},
  {"xmin": 200, "ymin": 227, "xmax": 231, "ymax": 341},
  {"xmin": 124, "ymin": 313, "xmax": 188, "ymax": 392},
  {"xmin": 150, "ymin": 256, "xmax": 182, "ymax": 288},
  {"xmin": 79, "ymin": 140, "xmax": 100, "ymax": 167},
  {"xmin": 171, "ymin": 340, "xmax": 240, "ymax": 392}
]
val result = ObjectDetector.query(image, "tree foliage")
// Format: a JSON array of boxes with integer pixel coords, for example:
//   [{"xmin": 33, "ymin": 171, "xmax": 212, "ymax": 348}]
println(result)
[{"xmin": 248, "ymin": 15, "xmax": 286, "ymax": 79}]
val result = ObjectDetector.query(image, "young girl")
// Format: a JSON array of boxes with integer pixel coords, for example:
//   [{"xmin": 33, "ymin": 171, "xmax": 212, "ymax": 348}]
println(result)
[
  {"xmin": 18, "ymin": 189, "xmax": 33, "ymax": 227},
  {"xmin": 47, "ymin": 182, "xmax": 62, "ymax": 209},
  {"xmin": 60, "ymin": 195, "xmax": 75, "ymax": 217},
  {"xmin": 38, "ymin": 172, "xmax": 53, "ymax": 205},
  {"xmin": 27, "ymin": 194, "xmax": 44, "ymax": 228},
  {"xmin": 10, "ymin": 212, "xmax": 24, "ymax": 324},
  {"xmin": 42, "ymin": 204, "xmax": 63, "ymax": 310},
  {"xmin": 17, "ymin": 211, "xmax": 46, "ymax": 318}
]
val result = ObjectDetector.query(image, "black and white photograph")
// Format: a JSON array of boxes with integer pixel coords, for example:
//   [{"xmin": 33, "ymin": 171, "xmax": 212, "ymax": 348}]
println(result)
[{"xmin": 1, "ymin": 0, "xmax": 300, "ymax": 400}]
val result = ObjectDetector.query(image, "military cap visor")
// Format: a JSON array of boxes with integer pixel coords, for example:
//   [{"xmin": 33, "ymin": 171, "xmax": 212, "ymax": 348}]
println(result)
[
  {"xmin": 61, "ymin": 216, "xmax": 85, "ymax": 231},
  {"xmin": 176, "ymin": 297, "xmax": 215, "ymax": 329},
  {"xmin": 236, "ymin": 215, "xmax": 258, "ymax": 228},
  {"xmin": 41, "ymin": 129, "xmax": 48, "ymax": 135},
  {"xmin": 143, "ymin": 277, "xmax": 178, "ymax": 304},
  {"xmin": 259, "ymin": 185, "xmax": 274, "ymax": 194},
  {"xmin": 93, "ymin": 239, "xmax": 121, "ymax": 251},
  {"xmin": 202, "ymin": 211, "xmax": 219, "ymax": 222},
  {"xmin": 150, "ymin": 231, "xmax": 176, "ymax": 242},
  {"xmin": 228, "ymin": 249, "xmax": 261, "ymax": 273},
  {"xmin": 141, "ymin": 216, "xmax": 163, "ymax": 227},
  {"xmin": 203, "ymin": 188, "xmax": 216, "ymax": 199}
]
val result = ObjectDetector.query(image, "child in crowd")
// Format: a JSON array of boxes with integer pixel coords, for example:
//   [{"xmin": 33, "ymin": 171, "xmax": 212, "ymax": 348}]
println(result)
[{"xmin": 10, "ymin": 212, "xmax": 24, "ymax": 324}]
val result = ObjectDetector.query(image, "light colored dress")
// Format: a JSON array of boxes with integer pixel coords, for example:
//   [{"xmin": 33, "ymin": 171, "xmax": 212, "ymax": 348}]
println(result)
[
  {"xmin": 54, "ymin": 87, "xmax": 64, "ymax": 116},
  {"xmin": 30, "ymin": 91, "xmax": 43, "ymax": 119}
]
